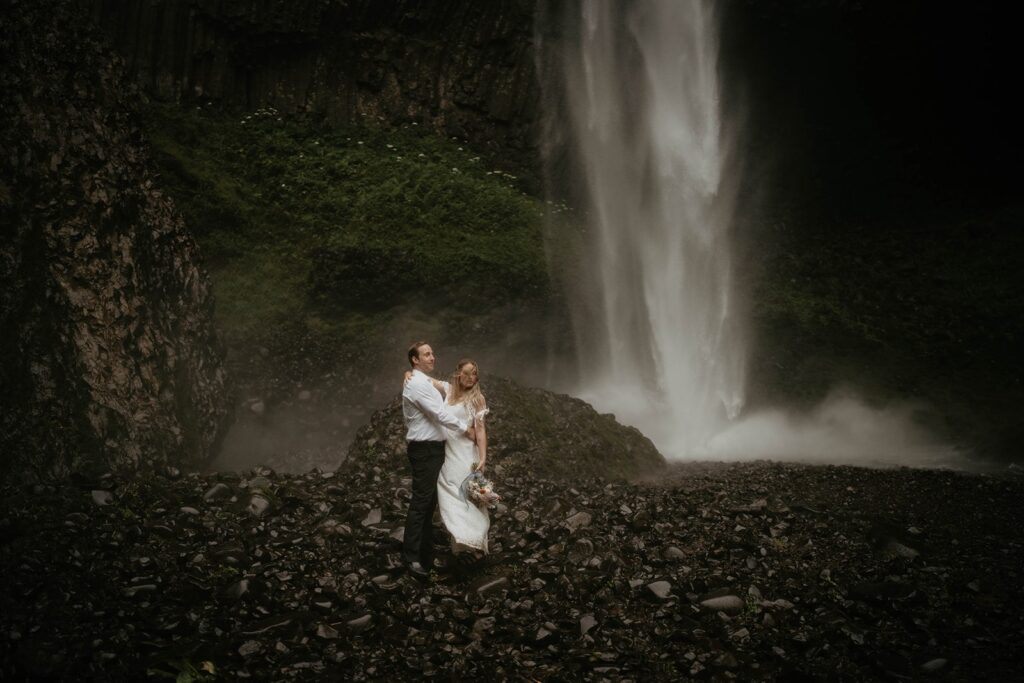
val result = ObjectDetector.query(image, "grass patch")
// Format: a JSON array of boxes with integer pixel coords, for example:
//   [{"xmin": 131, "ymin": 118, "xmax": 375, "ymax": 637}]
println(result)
[
  {"xmin": 143, "ymin": 103, "xmax": 547, "ymax": 369},
  {"xmin": 751, "ymin": 206, "xmax": 1024, "ymax": 455}
]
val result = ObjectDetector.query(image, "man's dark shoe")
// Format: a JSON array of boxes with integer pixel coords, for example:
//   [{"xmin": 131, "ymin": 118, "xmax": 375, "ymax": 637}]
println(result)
[{"xmin": 405, "ymin": 561, "xmax": 430, "ymax": 581}]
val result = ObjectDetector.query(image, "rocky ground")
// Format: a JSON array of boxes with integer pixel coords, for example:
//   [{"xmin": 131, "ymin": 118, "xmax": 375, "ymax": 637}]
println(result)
[{"xmin": 1, "ymin": 451, "xmax": 1022, "ymax": 681}]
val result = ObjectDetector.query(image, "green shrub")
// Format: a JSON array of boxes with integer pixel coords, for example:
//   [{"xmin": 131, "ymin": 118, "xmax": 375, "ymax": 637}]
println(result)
[{"xmin": 143, "ymin": 103, "xmax": 547, "ymax": 357}]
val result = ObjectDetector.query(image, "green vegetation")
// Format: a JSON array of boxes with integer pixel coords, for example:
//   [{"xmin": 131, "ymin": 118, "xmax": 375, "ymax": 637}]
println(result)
[
  {"xmin": 143, "ymin": 103, "xmax": 547, "ymax": 361},
  {"xmin": 752, "ymin": 207, "xmax": 1024, "ymax": 456}
]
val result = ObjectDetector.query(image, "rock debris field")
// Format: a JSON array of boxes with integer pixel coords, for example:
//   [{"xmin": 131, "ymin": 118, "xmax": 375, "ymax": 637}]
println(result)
[{"xmin": 2, "ymin": 453, "xmax": 1023, "ymax": 681}]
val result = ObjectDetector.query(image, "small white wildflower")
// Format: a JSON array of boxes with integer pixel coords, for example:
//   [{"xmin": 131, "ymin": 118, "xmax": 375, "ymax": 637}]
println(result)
[
  {"xmin": 357, "ymin": 141, "xmax": 364, "ymax": 145},
  {"xmin": 458, "ymin": 147, "xmax": 463, "ymax": 151},
  {"xmin": 451, "ymin": 168, "xmax": 460, "ymax": 173},
  {"xmin": 418, "ymin": 153, "xmax": 426, "ymax": 158}
]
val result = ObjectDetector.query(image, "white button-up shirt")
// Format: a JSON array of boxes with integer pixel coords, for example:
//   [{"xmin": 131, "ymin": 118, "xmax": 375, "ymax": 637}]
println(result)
[{"xmin": 402, "ymin": 370, "xmax": 468, "ymax": 441}]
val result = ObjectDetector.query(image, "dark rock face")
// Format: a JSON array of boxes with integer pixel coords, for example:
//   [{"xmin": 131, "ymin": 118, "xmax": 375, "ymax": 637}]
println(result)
[
  {"xmin": 346, "ymin": 376, "xmax": 666, "ymax": 481},
  {"xmin": 87, "ymin": 0, "xmax": 540, "ymax": 174},
  {"xmin": 0, "ymin": 0, "xmax": 230, "ymax": 481}
]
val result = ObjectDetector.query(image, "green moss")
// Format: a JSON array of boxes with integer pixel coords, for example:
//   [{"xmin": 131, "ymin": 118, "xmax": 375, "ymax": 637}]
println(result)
[
  {"xmin": 143, "ymin": 103, "xmax": 547, "ymax": 366},
  {"xmin": 752, "ymin": 207, "xmax": 1024, "ymax": 454}
]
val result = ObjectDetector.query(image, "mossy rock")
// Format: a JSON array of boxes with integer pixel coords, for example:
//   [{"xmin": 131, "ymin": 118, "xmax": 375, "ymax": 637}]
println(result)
[{"xmin": 344, "ymin": 376, "xmax": 665, "ymax": 481}]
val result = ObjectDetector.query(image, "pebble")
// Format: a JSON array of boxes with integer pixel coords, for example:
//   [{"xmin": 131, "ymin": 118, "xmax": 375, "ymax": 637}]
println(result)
[
  {"xmin": 700, "ymin": 595, "xmax": 744, "ymax": 614},
  {"xmin": 647, "ymin": 581, "xmax": 672, "ymax": 600},
  {"xmin": 663, "ymin": 546, "xmax": 686, "ymax": 560}
]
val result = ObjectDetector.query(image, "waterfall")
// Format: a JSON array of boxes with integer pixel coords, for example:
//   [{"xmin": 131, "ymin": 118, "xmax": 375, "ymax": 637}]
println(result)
[{"xmin": 539, "ymin": 0, "xmax": 746, "ymax": 456}]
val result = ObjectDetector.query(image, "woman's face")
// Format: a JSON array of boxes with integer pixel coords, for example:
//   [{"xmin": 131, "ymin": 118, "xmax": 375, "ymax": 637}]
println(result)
[{"xmin": 458, "ymin": 364, "xmax": 479, "ymax": 390}]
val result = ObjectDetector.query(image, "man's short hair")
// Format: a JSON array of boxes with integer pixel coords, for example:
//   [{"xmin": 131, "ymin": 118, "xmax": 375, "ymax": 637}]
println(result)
[{"xmin": 408, "ymin": 341, "xmax": 429, "ymax": 367}]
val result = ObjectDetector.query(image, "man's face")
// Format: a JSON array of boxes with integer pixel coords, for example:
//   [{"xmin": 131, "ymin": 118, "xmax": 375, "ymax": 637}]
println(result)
[{"xmin": 413, "ymin": 344, "xmax": 436, "ymax": 373}]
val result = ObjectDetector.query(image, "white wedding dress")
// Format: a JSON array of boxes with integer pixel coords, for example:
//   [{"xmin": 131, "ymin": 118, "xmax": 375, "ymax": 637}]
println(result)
[{"xmin": 437, "ymin": 397, "xmax": 490, "ymax": 554}]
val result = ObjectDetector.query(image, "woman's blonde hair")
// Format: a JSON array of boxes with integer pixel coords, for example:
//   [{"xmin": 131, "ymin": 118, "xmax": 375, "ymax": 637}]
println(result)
[{"xmin": 449, "ymin": 359, "xmax": 485, "ymax": 417}]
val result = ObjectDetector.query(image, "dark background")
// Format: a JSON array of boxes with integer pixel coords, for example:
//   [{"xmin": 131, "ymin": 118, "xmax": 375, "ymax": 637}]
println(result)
[{"xmin": 725, "ymin": 0, "xmax": 1020, "ymax": 219}]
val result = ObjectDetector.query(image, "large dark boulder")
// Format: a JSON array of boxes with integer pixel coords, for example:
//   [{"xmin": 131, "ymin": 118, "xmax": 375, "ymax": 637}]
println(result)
[
  {"xmin": 345, "ymin": 376, "xmax": 665, "ymax": 481},
  {"xmin": 0, "ymin": 0, "xmax": 230, "ymax": 481}
]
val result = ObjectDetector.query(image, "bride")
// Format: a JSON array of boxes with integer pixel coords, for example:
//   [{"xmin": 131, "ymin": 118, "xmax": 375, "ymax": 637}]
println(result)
[{"xmin": 409, "ymin": 358, "xmax": 491, "ymax": 557}]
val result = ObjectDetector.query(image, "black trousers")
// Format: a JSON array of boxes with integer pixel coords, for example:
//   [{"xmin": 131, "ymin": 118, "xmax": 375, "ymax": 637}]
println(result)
[{"xmin": 402, "ymin": 439, "xmax": 446, "ymax": 566}]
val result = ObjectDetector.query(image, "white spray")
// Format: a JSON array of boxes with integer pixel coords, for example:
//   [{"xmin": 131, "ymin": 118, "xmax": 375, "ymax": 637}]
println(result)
[{"xmin": 540, "ymin": 0, "xmax": 964, "ymax": 468}]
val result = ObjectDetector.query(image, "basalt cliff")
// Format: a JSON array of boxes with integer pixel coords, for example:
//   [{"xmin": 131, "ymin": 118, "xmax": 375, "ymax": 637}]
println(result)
[{"xmin": 0, "ymin": 0, "xmax": 230, "ymax": 482}]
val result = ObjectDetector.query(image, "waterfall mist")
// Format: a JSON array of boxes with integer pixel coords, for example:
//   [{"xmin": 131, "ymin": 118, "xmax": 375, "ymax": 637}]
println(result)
[{"xmin": 538, "ymin": 0, "xmax": 967, "ymax": 468}]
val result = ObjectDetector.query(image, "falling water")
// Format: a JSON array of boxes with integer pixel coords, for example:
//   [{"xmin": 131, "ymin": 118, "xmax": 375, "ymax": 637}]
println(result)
[{"xmin": 539, "ymin": 0, "xmax": 745, "ymax": 456}]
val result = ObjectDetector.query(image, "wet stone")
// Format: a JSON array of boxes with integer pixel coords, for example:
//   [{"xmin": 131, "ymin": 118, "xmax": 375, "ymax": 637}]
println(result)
[
  {"xmin": 921, "ymin": 658, "xmax": 948, "ymax": 673},
  {"xmin": 468, "ymin": 575, "xmax": 509, "ymax": 597},
  {"xmin": 647, "ymin": 581, "xmax": 672, "ymax": 600},
  {"xmin": 65, "ymin": 512, "xmax": 89, "ymax": 526},
  {"xmin": 91, "ymin": 490, "xmax": 112, "ymax": 506},
  {"xmin": 565, "ymin": 511, "xmax": 592, "ymax": 531},
  {"xmin": 568, "ymin": 538, "xmax": 594, "ymax": 564},
  {"xmin": 316, "ymin": 623, "xmax": 340, "ymax": 639},
  {"xmin": 203, "ymin": 483, "xmax": 232, "ymax": 502},
  {"xmin": 663, "ymin": 546, "xmax": 686, "ymax": 560},
  {"xmin": 580, "ymin": 614, "xmax": 597, "ymax": 636},
  {"xmin": 211, "ymin": 542, "xmax": 247, "ymax": 565},
  {"xmin": 473, "ymin": 616, "xmax": 496, "ymax": 633},
  {"xmin": 700, "ymin": 595, "xmax": 744, "ymax": 614},
  {"xmin": 883, "ymin": 539, "xmax": 920, "ymax": 559},
  {"xmin": 241, "ymin": 613, "xmax": 299, "ymax": 635},
  {"xmin": 247, "ymin": 494, "xmax": 271, "ymax": 518},
  {"xmin": 238, "ymin": 640, "xmax": 262, "ymax": 657},
  {"xmin": 223, "ymin": 579, "xmax": 251, "ymax": 600},
  {"xmin": 347, "ymin": 614, "xmax": 372, "ymax": 632},
  {"xmin": 362, "ymin": 508, "xmax": 382, "ymax": 526},
  {"xmin": 247, "ymin": 476, "xmax": 273, "ymax": 492},
  {"xmin": 122, "ymin": 584, "xmax": 158, "ymax": 598}
]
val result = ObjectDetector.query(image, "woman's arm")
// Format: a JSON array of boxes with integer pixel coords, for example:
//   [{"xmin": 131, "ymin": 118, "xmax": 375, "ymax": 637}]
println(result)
[{"xmin": 474, "ymin": 400, "xmax": 488, "ymax": 471}]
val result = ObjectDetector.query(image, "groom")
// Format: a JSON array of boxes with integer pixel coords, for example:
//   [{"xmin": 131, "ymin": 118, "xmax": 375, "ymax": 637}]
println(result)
[{"xmin": 401, "ymin": 341, "xmax": 475, "ymax": 579}]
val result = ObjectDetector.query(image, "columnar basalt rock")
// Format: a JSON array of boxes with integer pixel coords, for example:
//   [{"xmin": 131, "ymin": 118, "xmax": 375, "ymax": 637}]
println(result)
[
  {"xmin": 86, "ymin": 0, "xmax": 540, "ymax": 174},
  {"xmin": 0, "ymin": 0, "xmax": 231, "ymax": 481}
]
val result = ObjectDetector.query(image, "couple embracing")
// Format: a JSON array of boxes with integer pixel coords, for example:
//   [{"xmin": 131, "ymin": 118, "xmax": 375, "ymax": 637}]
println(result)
[{"xmin": 400, "ymin": 341, "xmax": 491, "ymax": 580}]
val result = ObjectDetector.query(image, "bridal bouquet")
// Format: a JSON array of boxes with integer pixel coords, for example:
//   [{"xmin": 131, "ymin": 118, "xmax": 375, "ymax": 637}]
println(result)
[{"xmin": 461, "ymin": 466, "xmax": 500, "ymax": 508}]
